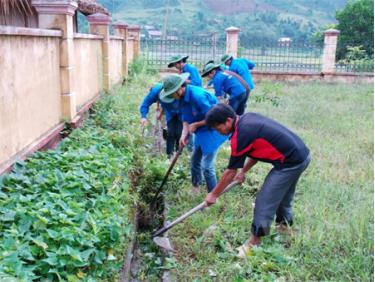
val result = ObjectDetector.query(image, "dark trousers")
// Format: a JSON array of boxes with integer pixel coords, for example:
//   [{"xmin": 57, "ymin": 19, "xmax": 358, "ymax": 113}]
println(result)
[
  {"xmin": 251, "ymin": 155, "xmax": 311, "ymax": 237},
  {"xmin": 166, "ymin": 115, "xmax": 183, "ymax": 156},
  {"xmin": 229, "ymin": 91, "xmax": 249, "ymax": 115}
]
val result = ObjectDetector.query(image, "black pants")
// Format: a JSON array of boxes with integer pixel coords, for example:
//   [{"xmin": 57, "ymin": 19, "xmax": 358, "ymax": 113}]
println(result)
[{"xmin": 166, "ymin": 115, "xmax": 183, "ymax": 156}]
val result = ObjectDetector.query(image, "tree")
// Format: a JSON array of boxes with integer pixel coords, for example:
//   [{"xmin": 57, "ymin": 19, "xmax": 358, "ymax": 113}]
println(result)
[{"xmin": 336, "ymin": 0, "xmax": 374, "ymax": 59}]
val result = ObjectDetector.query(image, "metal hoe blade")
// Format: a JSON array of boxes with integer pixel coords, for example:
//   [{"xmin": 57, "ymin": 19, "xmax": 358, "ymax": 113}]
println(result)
[{"xmin": 153, "ymin": 236, "xmax": 175, "ymax": 252}]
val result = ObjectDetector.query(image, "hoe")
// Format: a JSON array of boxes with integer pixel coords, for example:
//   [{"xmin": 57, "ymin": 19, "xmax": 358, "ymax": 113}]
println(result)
[{"xmin": 152, "ymin": 181, "xmax": 239, "ymax": 252}]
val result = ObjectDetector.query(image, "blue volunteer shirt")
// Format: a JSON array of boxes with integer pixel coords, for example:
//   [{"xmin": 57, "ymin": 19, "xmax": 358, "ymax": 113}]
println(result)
[
  {"xmin": 183, "ymin": 64, "xmax": 203, "ymax": 87},
  {"xmin": 229, "ymin": 58, "xmax": 256, "ymax": 90},
  {"xmin": 212, "ymin": 70, "xmax": 246, "ymax": 99},
  {"xmin": 181, "ymin": 85, "xmax": 227, "ymax": 154},
  {"xmin": 139, "ymin": 83, "xmax": 181, "ymax": 123}
]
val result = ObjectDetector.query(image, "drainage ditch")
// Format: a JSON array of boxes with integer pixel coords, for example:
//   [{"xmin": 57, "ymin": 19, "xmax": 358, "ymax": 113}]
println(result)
[{"xmin": 120, "ymin": 119, "xmax": 176, "ymax": 281}]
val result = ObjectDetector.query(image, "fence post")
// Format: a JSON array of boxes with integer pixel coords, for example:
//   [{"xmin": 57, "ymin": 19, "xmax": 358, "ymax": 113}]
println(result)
[
  {"xmin": 322, "ymin": 29, "xmax": 340, "ymax": 74},
  {"xmin": 225, "ymin": 26, "xmax": 240, "ymax": 58},
  {"xmin": 128, "ymin": 25, "xmax": 141, "ymax": 58},
  {"xmin": 113, "ymin": 21, "xmax": 129, "ymax": 78},
  {"xmin": 32, "ymin": 0, "xmax": 78, "ymax": 121},
  {"xmin": 87, "ymin": 13, "xmax": 111, "ymax": 92}
]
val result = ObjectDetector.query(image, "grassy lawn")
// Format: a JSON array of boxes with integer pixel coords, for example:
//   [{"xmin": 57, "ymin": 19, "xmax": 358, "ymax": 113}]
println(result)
[
  {"xmin": 162, "ymin": 81, "xmax": 373, "ymax": 281},
  {"xmin": 1, "ymin": 59, "xmax": 371, "ymax": 280}
]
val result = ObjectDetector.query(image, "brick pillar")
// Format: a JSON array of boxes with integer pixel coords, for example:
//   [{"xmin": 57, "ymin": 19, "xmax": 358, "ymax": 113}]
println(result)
[
  {"xmin": 113, "ymin": 21, "xmax": 129, "ymax": 77},
  {"xmin": 225, "ymin": 26, "xmax": 241, "ymax": 58},
  {"xmin": 128, "ymin": 25, "xmax": 141, "ymax": 58},
  {"xmin": 322, "ymin": 29, "xmax": 340, "ymax": 74},
  {"xmin": 32, "ymin": 0, "xmax": 78, "ymax": 121},
  {"xmin": 87, "ymin": 13, "xmax": 111, "ymax": 91}
]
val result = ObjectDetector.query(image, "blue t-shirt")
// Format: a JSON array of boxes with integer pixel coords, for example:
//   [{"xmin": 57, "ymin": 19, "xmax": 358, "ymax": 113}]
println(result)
[
  {"xmin": 139, "ymin": 83, "xmax": 181, "ymax": 123},
  {"xmin": 229, "ymin": 58, "xmax": 256, "ymax": 90},
  {"xmin": 183, "ymin": 64, "xmax": 203, "ymax": 87},
  {"xmin": 181, "ymin": 85, "xmax": 227, "ymax": 154},
  {"xmin": 212, "ymin": 70, "xmax": 246, "ymax": 99}
]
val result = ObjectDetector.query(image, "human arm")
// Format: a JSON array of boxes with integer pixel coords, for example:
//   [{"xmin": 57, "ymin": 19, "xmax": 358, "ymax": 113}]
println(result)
[
  {"xmin": 179, "ymin": 122, "xmax": 190, "ymax": 148},
  {"xmin": 205, "ymin": 169, "xmax": 237, "ymax": 206},
  {"xmin": 234, "ymin": 158, "xmax": 258, "ymax": 183},
  {"xmin": 139, "ymin": 86, "xmax": 159, "ymax": 125},
  {"xmin": 243, "ymin": 58, "xmax": 256, "ymax": 70},
  {"xmin": 189, "ymin": 120, "xmax": 206, "ymax": 134},
  {"xmin": 213, "ymin": 75, "xmax": 224, "ymax": 98}
]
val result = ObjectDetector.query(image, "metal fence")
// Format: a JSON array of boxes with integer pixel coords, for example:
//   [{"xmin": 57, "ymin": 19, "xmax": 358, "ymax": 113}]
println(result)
[
  {"xmin": 239, "ymin": 41, "xmax": 323, "ymax": 73},
  {"xmin": 335, "ymin": 60, "xmax": 374, "ymax": 73},
  {"xmin": 141, "ymin": 37, "xmax": 373, "ymax": 74},
  {"xmin": 141, "ymin": 37, "xmax": 226, "ymax": 69}
]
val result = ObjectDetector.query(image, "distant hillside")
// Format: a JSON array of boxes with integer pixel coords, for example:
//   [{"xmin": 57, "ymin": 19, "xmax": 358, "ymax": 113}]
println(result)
[{"xmin": 97, "ymin": 0, "xmax": 347, "ymax": 42}]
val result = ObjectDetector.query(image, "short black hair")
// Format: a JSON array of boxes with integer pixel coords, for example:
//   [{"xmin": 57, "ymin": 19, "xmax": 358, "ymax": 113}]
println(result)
[{"xmin": 205, "ymin": 103, "xmax": 236, "ymax": 127}]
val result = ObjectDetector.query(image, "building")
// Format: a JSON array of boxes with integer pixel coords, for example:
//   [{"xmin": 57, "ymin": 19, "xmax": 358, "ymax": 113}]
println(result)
[
  {"xmin": 147, "ymin": 29, "xmax": 163, "ymax": 39},
  {"xmin": 0, "ymin": 0, "xmax": 108, "ymax": 31}
]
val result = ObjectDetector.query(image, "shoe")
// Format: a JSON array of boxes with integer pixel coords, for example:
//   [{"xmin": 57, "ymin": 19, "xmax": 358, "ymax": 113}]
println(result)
[{"xmin": 236, "ymin": 244, "xmax": 252, "ymax": 258}]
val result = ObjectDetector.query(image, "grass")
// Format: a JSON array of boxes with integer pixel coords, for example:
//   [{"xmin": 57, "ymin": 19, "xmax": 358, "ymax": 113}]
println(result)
[{"xmin": 160, "ymin": 81, "xmax": 373, "ymax": 281}]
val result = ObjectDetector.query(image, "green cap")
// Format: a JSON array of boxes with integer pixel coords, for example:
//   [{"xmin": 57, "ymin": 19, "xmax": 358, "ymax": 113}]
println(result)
[
  {"xmin": 221, "ymin": 54, "xmax": 233, "ymax": 64},
  {"xmin": 159, "ymin": 73, "xmax": 190, "ymax": 103},
  {"xmin": 201, "ymin": 62, "xmax": 221, "ymax": 77},
  {"xmin": 167, "ymin": 55, "xmax": 189, "ymax": 68}
]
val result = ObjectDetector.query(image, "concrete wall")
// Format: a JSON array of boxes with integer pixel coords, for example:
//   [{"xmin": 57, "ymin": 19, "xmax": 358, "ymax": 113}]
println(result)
[
  {"xmin": 109, "ymin": 37, "xmax": 123, "ymax": 87},
  {"xmin": 0, "ymin": 24, "xmax": 135, "ymax": 174},
  {"xmin": 74, "ymin": 34, "xmax": 103, "ymax": 109},
  {"xmin": 0, "ymin": 30, "xmax": 61, "ymax": 168}
]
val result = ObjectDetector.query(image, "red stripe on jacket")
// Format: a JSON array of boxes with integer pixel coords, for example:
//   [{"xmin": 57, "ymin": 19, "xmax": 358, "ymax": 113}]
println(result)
[{"xmin": 231, "ymin": 135, "xmax": 285, "ymax": 163}]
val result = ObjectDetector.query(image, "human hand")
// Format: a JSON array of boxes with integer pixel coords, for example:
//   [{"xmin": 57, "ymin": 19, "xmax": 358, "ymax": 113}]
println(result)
[
  {"xmin": 204, "ymin": 192, "xmax": 218, "ymax": 207},
  {"xmin": 189, "ymin": 123, "xmax": 198, "ymax": 134},
  {"xmin": 140, "ymin": 118, "xmax": 148, "ymax": 127},
  {"xmin": 234, "ymin": 171, "xmax": 246, "ymax": 184},
  {"xmin": 179, "ymin": 133, "xmax": 189, "ymax": 148}
]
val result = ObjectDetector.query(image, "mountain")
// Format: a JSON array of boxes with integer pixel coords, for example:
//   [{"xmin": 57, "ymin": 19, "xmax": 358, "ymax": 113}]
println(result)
[{"xmin": 97, "ymin": 0, "xmax": 347, "ymax": 42}]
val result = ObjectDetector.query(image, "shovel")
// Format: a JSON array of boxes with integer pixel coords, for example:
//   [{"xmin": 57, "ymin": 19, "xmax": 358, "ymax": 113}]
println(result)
[
  {"xmin": 150, "ymin": 134, "xmax": 189, "ymax": 208},
  {"xmin": 152, "ymin": 181, "xmax": 240, "ymax": 251}
]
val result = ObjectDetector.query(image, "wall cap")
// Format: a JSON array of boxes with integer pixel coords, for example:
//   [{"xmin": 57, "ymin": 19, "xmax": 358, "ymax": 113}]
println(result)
[
  {"xmin": 87, "ymin": 13, "xmax": 111, "ymax": 25},
  {"xmin": 225, "ymin": 26, "xmax": 241, "ymax": 33},
  {"xmin": 32, "ymin": 0, "xmax": 78, "ymax": 16},
  {"xmin": 0, "ymin": 26, "xmax": 62, "ymax": 37},
  {"xmin": 113, "ymin": 21, "xmax": 129, "ymax": 29},
  {"xmin": 74, "ymin": 32, "xmax": 103, "ymax": 40},
  {"xmin": 324, "ymin": 29, "xmax": 340, "ymax": 36},
  {"xmin": 128, "ymin": 25, "xmax": 140, "ymax": 31}
]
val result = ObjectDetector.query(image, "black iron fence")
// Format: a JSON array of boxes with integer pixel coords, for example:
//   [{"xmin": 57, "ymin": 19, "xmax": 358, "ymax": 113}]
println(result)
[
  {"xmin": 141, "ymin": 37, "xmax": 373, "ymax": 74},
  {"xmin": 335, "ymin": 60, "xmax": 374, "ymax": 73},
  {"xmin": 239, "ymin": 41, "xmax": 323, "ymax": 73},
  {"xmin": 141, "ymin": 37, "xmax": 225, "ymax": 69}
]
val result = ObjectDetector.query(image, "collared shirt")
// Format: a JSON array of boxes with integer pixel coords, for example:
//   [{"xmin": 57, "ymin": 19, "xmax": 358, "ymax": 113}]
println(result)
[
  {"xmin": 139, "ymin": 83, "xmax": 181, "ymax": 123},
  {"xmin": 229, "ymin": 58, "xmax": 256, "ymax": 90},
  {"xmin": 183, "ymin": 64, "xmax": 203, "ymax": 87},
  {"xmin": 228, "ymin": 113, "xmax": 310, "ymax": 170},
  {"xmin": 212, "ymin": 70, "xmax": 246, "ymax": 99},
  {"xmin": 181, "ymin": 85, "xmax": 227, "ymax": 154}
]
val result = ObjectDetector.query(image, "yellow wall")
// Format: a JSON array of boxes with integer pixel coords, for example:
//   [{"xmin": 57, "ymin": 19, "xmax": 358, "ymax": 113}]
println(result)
[
  {"xmin": 109, "ymin": 38, "xmax": 123, "ymax": 87},
  {"xmin": 74, "ymin": 38, "xmax": 103, "ymax": 108},
  {"xmin": 0, "ymin": 35, "xmax": 61, "ymax": 167}
]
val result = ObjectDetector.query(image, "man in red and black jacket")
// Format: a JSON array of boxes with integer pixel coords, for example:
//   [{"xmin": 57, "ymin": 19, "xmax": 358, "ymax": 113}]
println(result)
[{"xmin": 204, "ymin": 104, "xmax": 311, "ymax": 255}]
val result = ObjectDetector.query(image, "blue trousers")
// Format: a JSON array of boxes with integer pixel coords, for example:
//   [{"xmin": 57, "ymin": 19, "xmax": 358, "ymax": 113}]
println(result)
[
  {"xmin": 191, "ymin": 146, "xmax": 218, "ymax": 192},
  {"xmin": 251, "ymin": 155, "xmax": 311, "ymax": 237}
]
